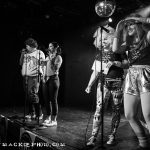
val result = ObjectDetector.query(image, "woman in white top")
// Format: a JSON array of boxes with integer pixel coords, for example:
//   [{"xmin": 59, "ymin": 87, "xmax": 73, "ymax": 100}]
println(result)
[{"xmin": 42, "ymin": 42, "xmax": 62, "ymax": 126}]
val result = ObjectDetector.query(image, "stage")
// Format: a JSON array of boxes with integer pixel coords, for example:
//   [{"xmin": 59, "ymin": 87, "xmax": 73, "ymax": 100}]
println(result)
[{"xmin": 0, "ymin": 106, "xmax": 142, "ymax": 150}]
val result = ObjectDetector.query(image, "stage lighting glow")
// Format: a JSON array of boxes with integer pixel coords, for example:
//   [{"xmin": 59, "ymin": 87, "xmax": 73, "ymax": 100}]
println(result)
[{"xmin": 108, "ymin": 18, "xmax": 112, "ymax": 22}]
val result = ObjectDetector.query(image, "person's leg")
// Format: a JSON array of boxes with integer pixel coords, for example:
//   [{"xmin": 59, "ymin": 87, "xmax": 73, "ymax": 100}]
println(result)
[
  {"xmin": 26, "ymin": 77, "xmax": 37, "ymax": 118},
  {"xmin": 141, "ymin": 92, "xmax": 150, "ymax": 137},
  {"xmin": 137, "ymin": 100, "xmax": 148, "ymax": 130},
  {"xmin": 43, "ymin": 76, "xmax": 59, "ymax": 126},
  {"xmin": 31, "ymin": 77, "xmax": 41, "ymax": 118},
  {"xmin": 124, "ymin": 93, "xmax": 148, "ymax": 148},
  {"xmin": 135, "ymin": 66, "xmax": 150, "ymax": 148},
  {"xmin": 42, "ymin": 80, "xmax": 52, "ymax": 123},
  {"xmin": 87, "ymin": 83, "xmax": 110, "ymax": 146},
  {"xmin": 92, "ymin": 84, "xmax": 110, "ymax": 136},
  {"xmin": 42, "ymin": 81, "xmax": 51, "ymax": 115},
  {"xmin": 107, "ymin": 86, "xmax": 123, "ymax": 144},
  {"xmin": 49, "ymin": 76, "xmax": 59, "ymax": 122}
]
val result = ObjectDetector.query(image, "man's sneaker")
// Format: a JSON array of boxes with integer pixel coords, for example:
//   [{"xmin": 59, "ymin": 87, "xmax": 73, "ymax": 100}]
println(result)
[
  {"xmin": 86, "ymin": 136, "xmax": 96, "ymax": 147},
  {"xmin": 106, "ymin": 135, "xmax": 115, "ymax": 145},
  {"xmin": 25, "ymin": 114, "xmax": 36, "ymax": 119},
  {"xmin": 36, "ymin": 114, "xmax": 43, "ymax": 120}
]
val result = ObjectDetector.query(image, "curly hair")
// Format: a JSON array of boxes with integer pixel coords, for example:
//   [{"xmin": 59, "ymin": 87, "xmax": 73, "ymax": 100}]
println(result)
[{"xmin": 25, "ymin": 38, "xmax": 38, "ymax": 48}]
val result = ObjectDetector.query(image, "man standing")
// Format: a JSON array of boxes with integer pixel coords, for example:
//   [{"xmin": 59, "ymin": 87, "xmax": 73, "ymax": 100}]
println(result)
[{"xmin": 20, "ymin": 38, "xmax": 45, "ymax": 120}]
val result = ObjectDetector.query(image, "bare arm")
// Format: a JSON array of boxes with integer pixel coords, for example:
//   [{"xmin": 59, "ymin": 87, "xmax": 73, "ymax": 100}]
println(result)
[
  {"xmin": 147, "ymin": 31, "xmax": 150, "ymax": 44},
  {"xmin": 85, "ymin": 70, "xmax": 99, "ymax": 93},
  {"xmin": 112, "ymin": 20, "xmax": 126, "ymax": 53},
  {"xmin": 54, "ymin": 55, "xmax": 63, "ymax": 71},
  {"xmin": 137, "ymin": 5, "xmax": 150, "ymax": 18},
  {"xmin": 112, "ymin": 38, "xmax": 120, "ymax": 53},
  {"xmin": 19, "ymin": 53, "xmax": 25, "ymax": 66}
]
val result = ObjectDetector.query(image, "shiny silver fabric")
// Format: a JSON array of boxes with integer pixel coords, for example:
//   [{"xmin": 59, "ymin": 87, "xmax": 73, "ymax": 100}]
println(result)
[{"xmin": 124, "ymin": 65, "xmax": 150, "ymax": 96}]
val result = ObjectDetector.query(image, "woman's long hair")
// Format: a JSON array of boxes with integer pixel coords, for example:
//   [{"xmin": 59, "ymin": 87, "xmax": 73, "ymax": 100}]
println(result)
[
  {"xmin": 25, "ymin": 38, "xmax": 38, "ymax": 48},
  {"xmin": 50, "ymin": 42, "xmax": 61, "ymax": 55},
  {"xmin": 45, "ymin": 42, "xmax": 62, "ymax": 56},
  {"xmin": 122, "ymin": 14, "xmax": 146, "ymax": 45}
]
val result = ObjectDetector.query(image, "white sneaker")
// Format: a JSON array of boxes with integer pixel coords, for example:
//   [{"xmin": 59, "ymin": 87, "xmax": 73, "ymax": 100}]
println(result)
[
  {"xmin": 45, "ymin": 121, "xmax": 57, "ymax": 127},
  {"xmin": 106, "ymin": 135, "xmax": 115, "ymax": 145},
  {"xmin": 25, "ymin": 114, "xmax": 36, "ymax": 119},
  {"xmin": 42, "ymin": 117, "xmax": 51, "ymax": 125},
  {"xmin": 86, "ymin": 136, "xmax": 96, "ymax": 147},
  {"xmin": 25, "ymin": 114, "xmax": 32, "ymax": 119},
  {"xmin": 51, "ymin": 121, "xmax": 57, "ymax": 126},
  {"xmin": 36, "ymin": 114, "xmax": 43, "ymax": 120}
]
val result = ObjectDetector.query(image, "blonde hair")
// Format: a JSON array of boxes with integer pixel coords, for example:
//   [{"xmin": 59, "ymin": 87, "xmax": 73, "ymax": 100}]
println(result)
[{"xmin": 93, "ymin": 25, "xmax": 115, "ymax": 48}]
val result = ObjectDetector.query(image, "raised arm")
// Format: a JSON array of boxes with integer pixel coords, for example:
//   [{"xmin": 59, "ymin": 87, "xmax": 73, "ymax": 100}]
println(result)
[{"xmin": 112, "ymin": 20, "xmax": 126, "ymax": 53}]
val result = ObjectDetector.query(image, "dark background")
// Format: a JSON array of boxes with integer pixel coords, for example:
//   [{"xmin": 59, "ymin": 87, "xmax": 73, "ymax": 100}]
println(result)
[{"xmin": 0, "ymin": 0, "xmax": 150, "ymax": 109}]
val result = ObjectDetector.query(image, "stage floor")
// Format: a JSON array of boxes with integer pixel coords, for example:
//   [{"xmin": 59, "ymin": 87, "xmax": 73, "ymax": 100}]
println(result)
[{"xmin": 0, "ymin": 106, "xmax": 144, "ymax": 150}]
